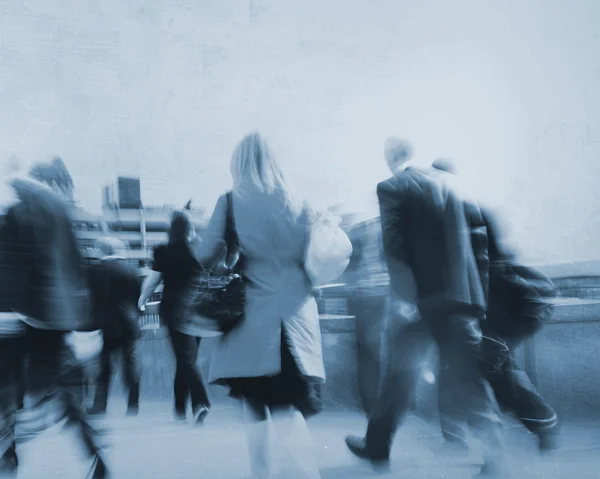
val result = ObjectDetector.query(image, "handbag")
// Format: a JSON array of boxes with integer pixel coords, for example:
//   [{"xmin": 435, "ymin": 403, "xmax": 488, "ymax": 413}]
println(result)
[
  {"xmin": 66, "ymin": 330, "xmax": 104, "ymax": 363},
  {"xmin": 304, "ymin": 210, "xmax": 353, "ymax": 286},
  {"xmin": 179, "ymin": 192, "xmax": 245, "ymax": 336},
  {"xmin": 487, "ymin": 262, "xmax": 557, "ymax": 344}
]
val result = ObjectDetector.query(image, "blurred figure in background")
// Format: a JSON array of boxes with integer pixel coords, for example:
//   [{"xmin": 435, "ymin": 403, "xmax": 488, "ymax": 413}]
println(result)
[
  {"xmin": 346, "ymin": 228, "xmax": 387, "ymax": 415},
  {"xmin": 432, "ymin": 158, "xmax": 559, "ymax": 454},
  {"xmin": 0, "ymin": 158, "xmax": 108, "ymax": 478},
  {"xmin": 87, "ymin": 237, "xmax": 142, "ymax": 417},
  {"xmin": 138, "ymin": 210, "xmax": 211, "ymax": 424}
]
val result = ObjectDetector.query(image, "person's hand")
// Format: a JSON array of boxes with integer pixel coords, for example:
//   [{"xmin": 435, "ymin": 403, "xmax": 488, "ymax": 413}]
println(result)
[{"xmin": 137, "ymin": 297, "xmax": 147, "ymax": 312}]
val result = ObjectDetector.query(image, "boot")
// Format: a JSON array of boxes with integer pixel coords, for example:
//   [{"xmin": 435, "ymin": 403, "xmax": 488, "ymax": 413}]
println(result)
[
  {"xmin": 126, "ymin": 384, "xmax": 139, "ymax": 417},
  {"xmin": 87, "ymin": 453, "xmax": 109, "ymax": 479},
  {"xmin": 0, "ymin": 446, "xmax": 18, "ymax": 477}
]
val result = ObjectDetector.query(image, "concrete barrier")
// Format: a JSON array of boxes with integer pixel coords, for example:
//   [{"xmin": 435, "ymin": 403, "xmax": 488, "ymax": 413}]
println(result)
[{"xmin": 106, "ymin": 297, "xmax": 600, "ymax": 422}]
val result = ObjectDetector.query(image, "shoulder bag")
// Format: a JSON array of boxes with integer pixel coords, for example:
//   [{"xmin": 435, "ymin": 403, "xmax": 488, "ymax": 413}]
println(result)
[{"xmin": 178, "ymin": 192, "xmax": 245, "ymax": 336}]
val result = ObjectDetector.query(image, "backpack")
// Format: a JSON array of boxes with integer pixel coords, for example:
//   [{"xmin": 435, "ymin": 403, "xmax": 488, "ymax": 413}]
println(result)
[{"xmin": 486, "ymin": 262, "xmax": 557, "ymax": 344}]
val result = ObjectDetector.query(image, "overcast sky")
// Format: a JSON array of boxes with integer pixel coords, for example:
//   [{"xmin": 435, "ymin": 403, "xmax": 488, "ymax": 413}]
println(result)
[{"xmin": 1, "ymin": 0, "xmax": 599, "ymax": 264}]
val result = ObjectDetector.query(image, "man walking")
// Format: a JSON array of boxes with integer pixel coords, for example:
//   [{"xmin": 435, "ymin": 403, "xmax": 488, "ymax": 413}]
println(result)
[
  {"xmin": 432, "ymin": 158, "xmax": 559, "ymax": 454},
  {"xmin": 345, "ymin": 139, "xmax": 506, "ymax": 477}
]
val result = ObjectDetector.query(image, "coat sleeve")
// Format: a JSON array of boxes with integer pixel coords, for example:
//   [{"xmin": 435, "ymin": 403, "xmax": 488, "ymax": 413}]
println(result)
[
  {"xmin": 192, "ymin": 194, "xmax": 228, "ymax": 270},
  {"xmin": 482, "ymin": 208, "xmax": 515, "ymax": 262},
  {"xmin": 377, "ymin": 180, "xmax": 408, "ymax": 265},
  {"xmin": 377, "ymin": 179, "xmax": 419, "ymax": 313}
]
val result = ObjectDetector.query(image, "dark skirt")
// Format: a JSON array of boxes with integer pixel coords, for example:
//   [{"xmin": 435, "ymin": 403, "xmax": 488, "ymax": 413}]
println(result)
[{"xmin": 224, "ymin": 326, "xmax": 323, "ymax": 418}]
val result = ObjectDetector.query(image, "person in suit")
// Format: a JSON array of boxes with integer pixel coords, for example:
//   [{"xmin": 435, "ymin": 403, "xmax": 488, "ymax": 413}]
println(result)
[
  {"xmin": 431, "ymin": 159, "xmax": 559, "ymax": 454},
  {"xmin": 345, "ymin": 138, "xmax": 506, "ymax": 478},
  {"xmin": 192, "ymin": 132, "xmax": 325, "ymax": 479},
  {"xmin": 86, "ymin": 237, "xmax": 142, "ymax": 417},
  {"xmin": 0, "ymin": 158, "xmax": 107, "ymax": 478}
]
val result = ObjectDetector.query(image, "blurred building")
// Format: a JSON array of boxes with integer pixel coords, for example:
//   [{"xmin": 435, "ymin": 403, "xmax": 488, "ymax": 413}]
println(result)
[
  {"xmin": 72, "ymin": 176, "xmax": 206, "ymax": 267},
  {"xmin": 70, "ymin": 207, "xmax": 107, "ymax": 262}
]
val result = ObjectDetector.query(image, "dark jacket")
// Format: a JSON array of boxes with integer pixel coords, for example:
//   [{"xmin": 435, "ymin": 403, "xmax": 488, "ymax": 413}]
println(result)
[
  {"xmin": 465, "ymin": 201, "xmax": 490, "ymax": 304},
  {"xmin": 377, "ymin": 167, "xmax": 486, "ymax": 317},
  {"xmin": 483, "ymin": 210, "xmax": 556, "ymax": 343},
  {"xmin": 0, "ymin": 179, "xmax": 90, "ymax": 330},
  {"xmin": 86, "ymin": 257, "xmax": 142, "ymax": 341},
  {"xmin": 152, "ymin": 240, "xmax": 202, "ymax": 323}
]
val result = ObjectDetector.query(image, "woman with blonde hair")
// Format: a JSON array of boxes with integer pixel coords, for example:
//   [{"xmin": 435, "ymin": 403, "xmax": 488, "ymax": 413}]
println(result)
[{"xmin": 196, "ymin": 132, "xmax": 325, "ymax": 478}]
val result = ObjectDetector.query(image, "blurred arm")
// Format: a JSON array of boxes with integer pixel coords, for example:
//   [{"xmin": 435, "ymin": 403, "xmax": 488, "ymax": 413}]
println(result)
[
  {"xmin": 139, "ymin": 270, "xmax": 162, "ymax": 310},
  {"xmin": 191, "ymin": 194, "xmax": 228, "ymax": 270},
  {"xmin": 377, "ymin": 180, "xmax": 419, "ymax": 320}
]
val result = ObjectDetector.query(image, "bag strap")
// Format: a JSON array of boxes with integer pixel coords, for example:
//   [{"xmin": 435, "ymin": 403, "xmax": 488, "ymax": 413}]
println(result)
[{"xmin": 224, "ymin": 192, "xmax": 241, "ymax": 269}]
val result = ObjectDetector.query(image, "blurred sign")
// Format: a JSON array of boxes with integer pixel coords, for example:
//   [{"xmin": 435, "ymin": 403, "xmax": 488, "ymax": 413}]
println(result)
[{"xmin": 118, "ymin": 177, "xmax": 142, "ymax": 209}]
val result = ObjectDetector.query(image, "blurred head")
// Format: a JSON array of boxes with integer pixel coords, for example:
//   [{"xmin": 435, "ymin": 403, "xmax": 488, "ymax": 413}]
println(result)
[
  {"xmin": 432, "ymin": 158, "xmax": 457, "ymax": 175},
  {"xmin": 95, "ymin": 237, "xmax": 127, "ymax": 258},
  {"xmin": 28, "ymin": 157, "xmax": 74, "ymax": 200},
  {"xmin": 169, "ymin": 210, "xmax": 194, "ymax": 244},
  {"xmin": 230, "ymin": 132, "xmax": 299, "ymax": 213},
  {"xmin": 384, "ymin": 137, "xmax": 413, "ymax": 174}
]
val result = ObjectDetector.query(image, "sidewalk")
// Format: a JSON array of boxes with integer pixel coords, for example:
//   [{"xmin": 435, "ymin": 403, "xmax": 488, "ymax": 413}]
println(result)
[{"xmin": 14, "ymin": 406, "xmax": 600, "ymax": 478}]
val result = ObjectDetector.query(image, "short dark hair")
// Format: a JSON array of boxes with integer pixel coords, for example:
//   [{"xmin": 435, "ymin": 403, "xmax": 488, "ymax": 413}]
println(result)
[{"xmin": 169, "ymin": 210, "xmax": 193, "ymax": 244}]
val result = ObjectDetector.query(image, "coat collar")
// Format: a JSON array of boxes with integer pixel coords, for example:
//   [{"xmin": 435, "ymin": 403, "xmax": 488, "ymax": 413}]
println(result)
[{"xmin": 392, "ymin": 160, "xmax": 417, "ymax": 176}]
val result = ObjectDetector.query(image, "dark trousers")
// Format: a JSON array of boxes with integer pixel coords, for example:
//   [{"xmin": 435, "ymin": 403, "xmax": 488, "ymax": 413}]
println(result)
[
  {"xmin": 366, "ymin": 312, "xmax": 504, "ymax": 464},
  {"xmin": 365, "ymin": 318, "xmax": 431, "ymax": 459},
  {"xmin": 1, "ymin": 328, "xmax": 103, "ymax": 465},
  {"xmin": 349, "ymin": 294, "xmax": 387, "ymax": 416},
  {"xmin": 439, "ymin": 339, "xmax": 557, "ymax": 442},
  {"xmin": 0, "ymin": 336, "xmax": 25, "ymax": 463},
  {"xmin": 92, "ymin": 337, "xmax": 140, "ymax": 412},
  {"xmin": 486, "ymin": 350, "xmax": 556, "ymax": 434},
  {"xmin": 167, "ymin": 327, "xmax": 210, "ymax": 416}
]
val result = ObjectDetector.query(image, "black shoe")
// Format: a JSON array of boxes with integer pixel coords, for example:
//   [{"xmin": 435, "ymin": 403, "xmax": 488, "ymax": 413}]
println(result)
[
  {"xmin": 344, "ymin": 435, "xmax": 391, "ymax": 473},
  {"xmin": 87, "ymin": 407, "xmax": 107, "ymax": 417},
  {"xmin": 87, "ymin": 454, "xmax": 109, "ymax": 479},
  {"xmin": 192, "ymin": 406, "xmax": 210, "ymax": 426},
  {"xmin": 475, "ymin": 460, "xmax": 510, "ymax": 478},
  {"xmin": 173, "ymin": 411, "xmax": 187, "ymax": 423},
  {"xmin": 127, "ymin": 386, "xmax": 140, "ymax": 416},
  {"xmin": 0, "ymin": 448, "xmax": 18, "ymax": 476},
  {"xmin": 126, "ymin": 405, "xmax": 139, "ymax": 417},
  {"xmin": 537, "ymin": 428, "xmax": 559, "ymax": 454}
]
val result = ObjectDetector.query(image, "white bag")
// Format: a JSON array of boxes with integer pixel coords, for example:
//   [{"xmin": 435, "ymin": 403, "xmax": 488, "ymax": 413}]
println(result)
[
  {"xmin": 305, "ymin": 211, "xmax": 353, "ymax": 286},
  {"xmin": 66, "ymin": 330, "xmax": 104, "ymax": 363}
]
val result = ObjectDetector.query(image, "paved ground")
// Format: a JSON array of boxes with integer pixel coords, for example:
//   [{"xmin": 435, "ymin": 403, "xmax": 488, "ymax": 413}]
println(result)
[{"xmin": 14, "ymin": 404, "xmax": 600, "ymax": 478}]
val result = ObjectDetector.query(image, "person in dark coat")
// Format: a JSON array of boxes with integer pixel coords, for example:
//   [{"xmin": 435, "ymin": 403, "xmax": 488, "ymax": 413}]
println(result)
[
  {"xmin": 345, "ymin": 140, "xmax": 506, "ymax": 478},
  {"xmin": 432, "ymin": 158, "xmax": 559, "ymax": 454},
  {"xmin": 138, "ymin": 210, "xmax": 211, "ymax": 424},
  {"xmin": 86, "ymin": 237, "xmax": 142, "ymax": 416},
  {"xmin": 0, "ymin": 158, "xmax": 108, "ymax": 478}
]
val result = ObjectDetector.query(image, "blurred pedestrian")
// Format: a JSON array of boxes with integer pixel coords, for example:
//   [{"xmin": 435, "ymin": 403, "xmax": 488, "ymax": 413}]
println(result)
[
  {"xmin": 139, "ymin": 210, "xmax": 211, "ymax": 424},
  {"xmin": 0, "ymin": 158, "xmax": 108, "ymax": 478},
  {"xmin": 87, "ymin": 237, "xmax": 142, "ymax": 417}
]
